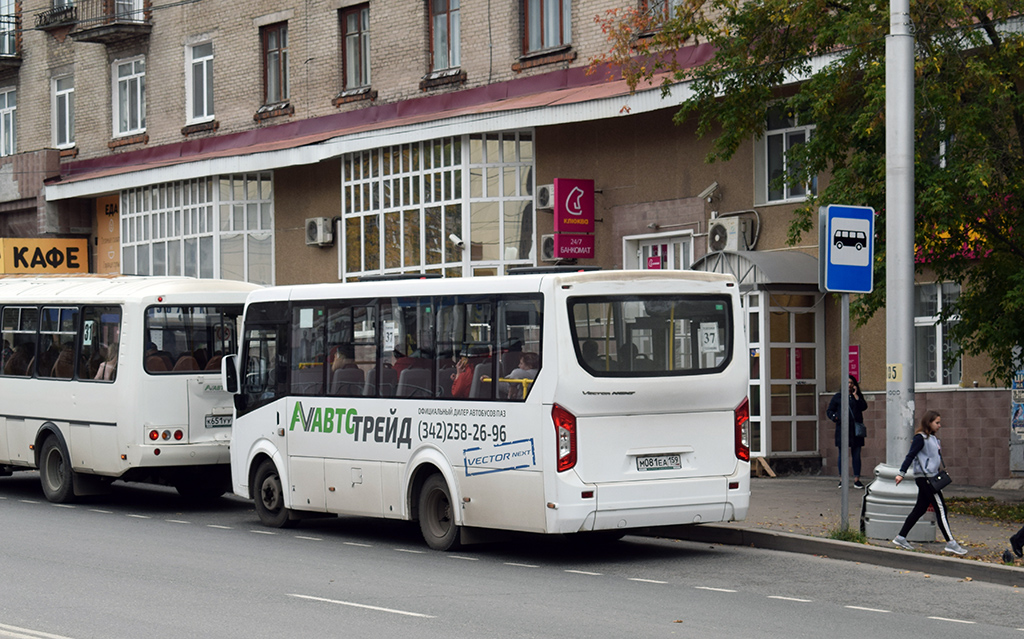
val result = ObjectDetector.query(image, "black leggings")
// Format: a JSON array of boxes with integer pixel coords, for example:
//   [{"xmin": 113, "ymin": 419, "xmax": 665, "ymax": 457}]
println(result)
[{"xmin": 898, "ymin": 476, "xmax": 953, "ymax": 541}]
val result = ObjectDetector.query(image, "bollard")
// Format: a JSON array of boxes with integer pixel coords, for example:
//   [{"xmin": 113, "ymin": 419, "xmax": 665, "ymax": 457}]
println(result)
[{"xmin": 861, "ymin": 463, "xmax": 935, "ymax": 542}]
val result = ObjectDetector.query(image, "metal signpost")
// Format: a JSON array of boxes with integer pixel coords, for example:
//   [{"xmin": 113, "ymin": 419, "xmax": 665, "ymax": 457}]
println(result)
[{"xmin": 820, "ymin": 204, "xmax": 875, "ymax": 529}]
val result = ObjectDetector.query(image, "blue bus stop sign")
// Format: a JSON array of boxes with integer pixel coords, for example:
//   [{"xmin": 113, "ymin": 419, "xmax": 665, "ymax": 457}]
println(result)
[{"xmin": 819, "ymin": 205, "xmax": 875, "ymax": 293}]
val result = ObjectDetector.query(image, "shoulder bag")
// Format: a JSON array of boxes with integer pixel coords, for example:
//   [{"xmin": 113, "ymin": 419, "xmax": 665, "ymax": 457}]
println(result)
[{"xmin": 928, "ymin": 451, "xmax": 952, "ymax": 492}]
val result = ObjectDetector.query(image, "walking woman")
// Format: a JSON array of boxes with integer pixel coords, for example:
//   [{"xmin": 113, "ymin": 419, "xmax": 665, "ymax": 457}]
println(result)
[{"xmin": 891, "ymin": 410, "xmax": 967, "ymax": 555}]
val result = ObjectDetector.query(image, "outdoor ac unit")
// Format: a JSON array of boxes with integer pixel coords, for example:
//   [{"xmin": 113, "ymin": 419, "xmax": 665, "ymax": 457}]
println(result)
[
  {"xmin": 305, "ymin": 217, "xmax": 333, "ymax": 247},
  {"xmin": 540, "ymin": 234, "xmax": 557, "ymax": 261},
  {"xmin": 536, "ymin": 184, "xmax": 554, "ymax": 210},
  {"xmin": 707, "ymin": 217, "xmax": 746, "ymax": 253}
]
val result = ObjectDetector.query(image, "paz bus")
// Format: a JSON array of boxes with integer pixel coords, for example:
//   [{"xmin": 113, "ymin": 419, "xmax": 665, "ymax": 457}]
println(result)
[
  {"xmin": 224, "ymin": 269, "xmax": 750, "ymax": 550},
  {"xmin": 0, "ymin": 276, "xmax": 259, "ymax": 502}
]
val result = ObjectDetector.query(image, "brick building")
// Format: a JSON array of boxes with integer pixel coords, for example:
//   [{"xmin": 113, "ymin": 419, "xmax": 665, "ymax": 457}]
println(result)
[{"xmin": 0, "ymin": 0, "xmax": 1013, "ymax": 484}]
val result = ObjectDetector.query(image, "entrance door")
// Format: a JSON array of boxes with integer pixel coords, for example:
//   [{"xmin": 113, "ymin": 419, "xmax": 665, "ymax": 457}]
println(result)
[{"xmin": 623, "ymin": 234, "xmax": 692, "ymax": 270}]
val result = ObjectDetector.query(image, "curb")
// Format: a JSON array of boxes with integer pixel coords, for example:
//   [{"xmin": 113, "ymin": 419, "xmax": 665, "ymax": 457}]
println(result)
[{"xmin": 640, "ymin": 524, "xmax": 1024, "ymax": 588}]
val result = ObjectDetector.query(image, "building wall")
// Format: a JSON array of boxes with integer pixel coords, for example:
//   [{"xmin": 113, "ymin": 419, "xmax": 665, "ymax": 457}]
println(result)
[{"xmin": 273, "ymin": 160, "xmax": 341, "ymax": 285}]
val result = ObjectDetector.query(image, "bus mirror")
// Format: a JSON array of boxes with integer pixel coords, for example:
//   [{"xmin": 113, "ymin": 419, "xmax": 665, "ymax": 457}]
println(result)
[{"xmin": 222, "ymin": 354, "xmax": 239, "ymax": 394}]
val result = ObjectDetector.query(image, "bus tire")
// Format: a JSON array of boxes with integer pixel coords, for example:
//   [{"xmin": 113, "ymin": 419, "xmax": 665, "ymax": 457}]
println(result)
[
  {"xmin": 253, "ymin": 460, "xmax": 294, "ymax": 528},
  {"xmin": 418, "ymin": 474, "xmax": 461, "ymax": 551},
  {"xmin": 39, "ymin": 436, "xmax": 76, "ymax": 504}
]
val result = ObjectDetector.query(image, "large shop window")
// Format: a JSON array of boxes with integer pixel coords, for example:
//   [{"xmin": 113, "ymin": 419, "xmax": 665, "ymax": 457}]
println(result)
[
  {"xmin": 341, "ymin": 132, "xmax": 535, "ymax": 280},
  {"xmin": 914, "ymin": 282, "xmax": 961, "ymax": 386},
  {"xmin": 120, "ymin": 174, "xmax": 274, "ymax": 285}
]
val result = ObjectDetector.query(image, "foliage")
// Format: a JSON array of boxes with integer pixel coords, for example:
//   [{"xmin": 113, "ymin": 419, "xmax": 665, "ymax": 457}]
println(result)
[
  {"xmin": 946, "ymin": 496, "xmax": 1024, "ymax": 522},
  {"xmin": 590, "ymin": 0, "xmax": 1024, "ymax": 384},
  {"xmin": 828, "ymin": 526, "xmax": 868, "ymax": 543}
]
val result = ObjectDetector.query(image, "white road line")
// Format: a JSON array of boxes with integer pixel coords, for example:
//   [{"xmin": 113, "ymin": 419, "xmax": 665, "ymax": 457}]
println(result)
[
  {"xmin": 18, "ymin": 500, "xmax": 40, "ymax": 504},
  {"xmin": 928, "ymin": 616, "xmax": 975, "ymax": 624},
  {"xmin": 628, "ymin": 578, "xmax": 667, "ymax": 584},
  {"xmin": 251, "ymin": 530, "xmax": 276, "ymax": 535},
  {"xmin": 207, "ymin": 524, "xmax": 232, "ymax": 529},
  {"xmin": 126, "ymin": 514, "xmax": 150, "ymax": 519},
  {"xmin": 565, "ymin": 570, "xmax": 602, "ymax": 576},
  {"xmin": 505, "ymin": 562, "xmax": 539, "ymax": 568},
  {"xmin": 287, "ymin": 594, "xmax": 436, "ymax": 618},
  {"xmin": 768, "ymin": 596, "xmax": 813, "ymax": 603},
  {"xmin": 846, "ymin": 606, "xmax": 890, "ymax": 613},
  {"xmin": 395, "ymin": 548, "xmax": 425, "ymax": 554},
  {"xmin": 166, "ymin": 520, "xmax": 190, "ymax": 524},
  {"xmin": 52, "ymin": 504, "xmax": 75, "ymax": 509},
  {"xmin": 695, "ymin": 587, "xmax": 736, "ymax": 593},
  {"xmin": 88, "ymin": 509, "xmax": 112, "ymax": 514},
  {"xmin": 295, "ymin": 536, "xmax": 322, "ymax": 541},
  {"xmin": 447, "ymin": 555, "xmax": 478, "ymax": 561},
  {"xmin": 0, "ymin": 622, "xmax": 77, "ymax": 639},
  {"xmin": 344, "ymin": 542, "xmax": 372, "ymax": 547}
]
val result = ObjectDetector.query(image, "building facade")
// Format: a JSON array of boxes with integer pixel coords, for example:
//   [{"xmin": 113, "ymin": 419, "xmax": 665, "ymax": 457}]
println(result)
[{"xmin": 0, "ymin": 0, "xmax": 1013, "ymax": 484}]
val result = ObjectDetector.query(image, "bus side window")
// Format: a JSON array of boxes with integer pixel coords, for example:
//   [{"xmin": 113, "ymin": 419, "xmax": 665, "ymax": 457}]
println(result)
[
  {"xmin": 2, "ymin": 306, "xmax": 38, "ymax": 378},
  {"xmin": 81, "ymin": 307, "xmax": 121, "ymax": 382},
  {"xmin": 498, "ymin": 297, "xmax": 543, "ymax": 401},
  {"xmin": 241, "ymin": 325, "xmax": 282, "ymax": 412}
]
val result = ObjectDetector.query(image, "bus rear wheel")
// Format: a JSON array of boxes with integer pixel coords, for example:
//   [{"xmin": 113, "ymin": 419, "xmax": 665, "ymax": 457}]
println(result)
[
  {"xmin": 39, "ymin": 436, "xmax": 76, "ymax": 504},
  {"xmin": 418, "ymin": 475, "xmax": 461, "ymax": 551},
  {"xmin": 253, "ymin": 460, "xmax": 294, "ymax": 528}
]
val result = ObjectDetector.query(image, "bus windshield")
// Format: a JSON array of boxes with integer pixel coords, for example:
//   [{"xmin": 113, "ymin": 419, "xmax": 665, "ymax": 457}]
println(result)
[{"xmin": 570, "ymin": 294, "xmax": 733, "ymax": 376}]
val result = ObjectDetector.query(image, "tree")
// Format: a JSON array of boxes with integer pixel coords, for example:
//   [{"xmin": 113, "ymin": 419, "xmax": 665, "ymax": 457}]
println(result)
[{"xmin": 591, "ymin": 0, "xmax": 1024, "ymax": 384}]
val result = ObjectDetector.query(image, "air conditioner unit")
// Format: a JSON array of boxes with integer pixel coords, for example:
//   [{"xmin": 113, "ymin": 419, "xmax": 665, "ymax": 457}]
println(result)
[
  {"xmin": 305, "ymin": 217, "xmax": 333, "ymax": 247},
  {"xmin": 536, "ymin": 184, "xmax": 554, "ymax": 210},
  {"xmin": 540, "ymin": 234, "xmax": 557, "ymax": 261},
  {"xmin": 707, "ymin": 217, "xmax": 747, "ymax": 253}
]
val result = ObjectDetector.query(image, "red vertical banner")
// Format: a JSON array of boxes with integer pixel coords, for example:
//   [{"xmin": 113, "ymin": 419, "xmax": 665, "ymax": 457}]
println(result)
[
  {"xmin": 552, "ymin": 178, "xmax": 595, "ymax": 234},
  {"xmin": 849, "ymin": 345, "xmax": 860, "ymax": 381}
]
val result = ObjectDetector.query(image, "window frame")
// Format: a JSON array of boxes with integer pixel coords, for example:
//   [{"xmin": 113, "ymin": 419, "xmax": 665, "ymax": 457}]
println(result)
[
  {"xmin": 429, "ymin": 0, "xmax": 460, "ymax": 72},
  {"xmin": 755, "ymin": 106, "xmax": 817, "ymax": 205},
  {"xmin": 112, "ymin": 56, "xmax": 146, "ymax": 137},
  {"xmin": 0, "ymin": 86, "xmax": 15, "ymax": 157},
  {"xmin": 186, "ymin": 41, "xmax": 215, "ymax": 124},
  {"xmin": 52, "ymin": 75, "xmax": 74, "ymax": 149},
  {"xmin": 914, "ymin": 282, "xmax": 962, "ymax": 388},
  {"xmin": 261, "ymin": 22, "xmax": 289, "ymax": 105},
  {"xmin": 340, "ymin": 5, "xmax": 370, "ymax": 90},
  {"xmin": 0, "ymin": 0, "xmax": 16, "ymax": 56},
  {"xmin": 523, "ymin": 0, "xmax": 571, "ymax": 55},
  {"xmin": 641, "ymin": 0, "xmax": 682, "ymax": 19}
]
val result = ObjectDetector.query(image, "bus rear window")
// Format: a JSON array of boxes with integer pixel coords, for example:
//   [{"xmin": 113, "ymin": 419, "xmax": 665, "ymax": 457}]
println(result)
[
  {"xmin": 569, "ymin": 295, "xmax": 732, "ymax": 376},
  {"xmin": 144, "ymin": 305, "xmax": 243, "ymax": 374}
]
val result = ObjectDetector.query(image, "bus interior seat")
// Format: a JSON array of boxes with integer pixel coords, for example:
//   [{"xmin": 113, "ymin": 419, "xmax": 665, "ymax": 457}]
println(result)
[
  {"xmin": 205, "ymin": 355, "xmax": 222, "ymax": 371},
  {"xmin": 291, "ymin": 365, "xmax": 324, "ymax": 395},
  {"xmin": 173, "ymin": 355, "xmax": 199, "ymax": 371},
  {"xmin": 364, "ymin": 366, "xmax": 397, "ymax": 397},
  {"xmin": 396, "ymin": 368, "xmax": 432, "ymax": 398},
  {"xmin": 331, "ymin": 367, "xmax": 365, "ymax": 396},
  {"xmin": 469, "ymin": 361, "xmax": 492, "ymax": 399},
  {"xmin": 146, "ymin": 355, "xmax": 169, "ymax": 372}
]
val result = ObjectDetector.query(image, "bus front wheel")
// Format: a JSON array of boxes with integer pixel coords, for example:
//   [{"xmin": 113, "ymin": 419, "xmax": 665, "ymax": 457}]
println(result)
[
  {"xmin": 39, "ymin": 436, "xmax": 76, "ymax": 504},
  {"xmin": 253, "ymin": 460, "xmax": 294, "ymax": 528},
  {"xmin": 418, "ymin": 475, "xmax": 461, "ymax": 551}
]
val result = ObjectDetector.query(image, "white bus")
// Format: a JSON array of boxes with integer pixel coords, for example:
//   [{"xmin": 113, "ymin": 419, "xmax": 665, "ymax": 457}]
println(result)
[
  {"xmin": 0, "ymin": 276, "xmax": 260, "ymax": 502},
  {"xmin": 225, "ymin": 269, "xmax": 750, "ymax": 550}
]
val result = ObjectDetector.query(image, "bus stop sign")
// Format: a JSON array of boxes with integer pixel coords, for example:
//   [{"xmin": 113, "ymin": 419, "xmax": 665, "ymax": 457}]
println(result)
[{"xmin": 819, "ymin": 204, "xmax": 875, "ymax": 293}]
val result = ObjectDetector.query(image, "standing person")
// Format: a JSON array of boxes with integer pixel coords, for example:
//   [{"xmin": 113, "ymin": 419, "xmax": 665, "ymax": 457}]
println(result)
[
  {"xmin": 892, "ymin": 410, "xmax": 968, "ymax": 555},
  {"xmin": 1010, "ymin": 525, "xmax": 1024, "ymax": 559},
  {"xmin": 827, "ymin": 374, "xmax": 868, "ymax": 489}
]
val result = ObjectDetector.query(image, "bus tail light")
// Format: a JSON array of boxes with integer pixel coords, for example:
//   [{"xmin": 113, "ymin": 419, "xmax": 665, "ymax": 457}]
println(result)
[
  {"xmin": 148, "ymin": 430, "xmax": 159, "ymax": 441},
  {"xmin": 552, "ymin": 404, "xmax": 577, "ymax": 472},
  {"xmin": 174, "ymin": 430, "xmax": 184, "ymax": 441},
  {"xmin": 735, "ymin": 397, "xmax": 751, "ymax": 462}
]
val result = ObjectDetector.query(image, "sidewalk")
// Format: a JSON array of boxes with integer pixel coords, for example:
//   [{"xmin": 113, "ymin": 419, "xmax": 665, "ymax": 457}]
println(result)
[{"xmin": 648, "ymin": 475, "xmax": 1024, "ymax": 587}]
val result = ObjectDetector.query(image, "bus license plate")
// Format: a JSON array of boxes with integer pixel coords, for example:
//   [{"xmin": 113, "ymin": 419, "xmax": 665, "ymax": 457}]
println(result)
[
  {"xmin": 205, "ymin": 415, "xmax": 232, "ymax": 428},
  {"xmin": 636, "ymin": 454, "xmax": 681, "ymax": 472}
]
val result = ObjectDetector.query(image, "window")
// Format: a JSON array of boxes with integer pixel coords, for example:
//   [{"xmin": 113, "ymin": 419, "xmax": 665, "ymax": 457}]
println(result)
[
  {"xmin": 0, "ymin": 0, "xmax": 15, "ymax": 56},
  {"xmin": 430, "ymin": 0, "xmax": 460, "ymax": 71},
  {"xmin": 642, "ymin": 0, "xmax": 682, "ymax": 18},
  {"xmin": 143, "ymin": 305, "xmax": 241, "ymax": 374},
  {"xmin": 187, "ymin": 42, "xmax": 214, "ymax": 123},
  {"xmin": 341, "ymin": 5, "xmax": 370, "ymax": 90},
  {"xmin": 262, "ymin": 23, "xmax": 288, "ymax": 104},
  {"xmin": 0, "ymin": 87, "xmax": 14, "ymax": 156},
  {"xmin": 915, "ymin": 282, "xmax": 961, "ymax": 386},
  {"xmin": 53, "ymin": 76, "xmax": 74, "ymax": 148},
  {"xmin": 113, "ymin": 57, "xmax": 145, "ymax": 136},
  {"xmin": 755, "ymin": 105, "xmax": 816, "ymax": 204},
  {"xmin": 524, "ymin": 0, "xmax": 571, "ymax": 54}
]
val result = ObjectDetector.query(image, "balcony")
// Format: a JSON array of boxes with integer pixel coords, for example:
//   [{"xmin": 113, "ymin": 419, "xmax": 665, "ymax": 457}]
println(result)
[{"xmin": 35, "ymin": 0, "xmax": 151, "ymax": 44}]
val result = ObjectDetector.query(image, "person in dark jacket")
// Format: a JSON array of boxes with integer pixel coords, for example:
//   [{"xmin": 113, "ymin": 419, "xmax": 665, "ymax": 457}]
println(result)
[{"xmin": 827, "ymin": 374, "xmax": 868, "ymax": 489}]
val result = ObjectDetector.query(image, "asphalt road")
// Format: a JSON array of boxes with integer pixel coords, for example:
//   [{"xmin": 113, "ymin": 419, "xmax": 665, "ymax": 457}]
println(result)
[{"xmin": 2, "ymin": 473, "xmax": 1023, "ymax": 639}]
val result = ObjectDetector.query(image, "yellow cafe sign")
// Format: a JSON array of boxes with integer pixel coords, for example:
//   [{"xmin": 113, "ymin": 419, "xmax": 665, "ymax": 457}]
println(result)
[{"xmin": 0, "ymin": 238, "xmax": 89, "ymax": 274}]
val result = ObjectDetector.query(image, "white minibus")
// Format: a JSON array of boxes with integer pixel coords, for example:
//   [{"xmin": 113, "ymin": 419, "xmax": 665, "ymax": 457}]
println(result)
[{"xmin": 224, "ymin": 269, "xmax": 750, "ymax": 549}]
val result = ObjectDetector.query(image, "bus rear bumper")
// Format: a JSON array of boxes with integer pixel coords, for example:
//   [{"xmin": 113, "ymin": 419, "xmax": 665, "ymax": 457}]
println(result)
[{"xmin": 128, "ymin": 442, "xmax": 231, "ymax": 468}]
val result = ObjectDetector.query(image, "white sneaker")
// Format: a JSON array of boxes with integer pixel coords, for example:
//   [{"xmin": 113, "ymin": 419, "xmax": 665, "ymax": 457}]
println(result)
[
  {"xmin": 892, "ymin": 535, "xmax": 914, "ymax": 550},
  {"xmin": 944, "ymin": 541, "xmax": 968, "ymax": 555}
]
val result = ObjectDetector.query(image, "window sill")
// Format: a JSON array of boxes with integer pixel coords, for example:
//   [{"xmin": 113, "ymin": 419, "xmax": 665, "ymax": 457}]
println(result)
[
  {"xmin": 253, "ymin": 102, "xmax": 294, "ymax": 122},
  {"xmin": 108, "ymin": 133, "xmax": 148, "ymax": 150},
  {"xmin": 419, "ymin": 69, "xmax": 467, "ymax": 91},
  {"xmin": 512, "ymin": 46, "xmax": 575, "ymax": 72},
  {"xmin": 181, "ymin": 120, "xmax": 220, "ymax": 136},
  {"xmin": 333, "ymin": 87, "xmax": 377, "ymax": 107}
]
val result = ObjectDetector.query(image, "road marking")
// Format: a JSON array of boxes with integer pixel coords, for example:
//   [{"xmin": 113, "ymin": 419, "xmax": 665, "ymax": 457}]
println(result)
[
  {"xmin": 505, "ymin": 562, "xmax": 539, "ymax": 568},
  {"xmin": 88, "ymin": 509, "xmax": 112, "ymax": 514},
  {"xmin": 295, "ymin": 536, "xmax": 322, "ymax": 541},
  {"xmin": 628, "ymin": 578, "xmax": 667, "ymax": 584},
  {"xmin": 52, "ymin": 504, "xmax": 75, "ymax": 509},
  {"xmin": 695, "ymin": 587, "xmax": 736, "ymax": 593},
  {"xmin": 288, "ymin": 594, "xmax": 436, "ymax": 618},
  {"xmin": 928, "ymin": 617, "xmax": 975, "ymax": 624},
  {"xmin": 846, "ymin": 606, "xmax": 890, "ymax": 613},
  {"xmin": 126, "ymin": 514, "xmax": 150, "ymax": 519},
  {"xmin": 19, "ymin": 500, "xmax": 40, "ymax": 504},
  {"xmin": 344, "ymin": 542, "xmax": 372, "ymax": 547},
  {"xmin": 768, "ymin": 596, "xmax": 812, "ymax": 603},
  {"xmin": 250, "ymin": 530, "xmax": 276, "ymax": 535},
  {"xmin": 448, "ymin": 555, "xmax": 478, "ymax": 561},
  {"xmin": 565, "ymin": 570, "xmax": 602, "ymax": 576},
  {"xmin": 0, "ymin": 622, "xmax": 77, "ymax": 639},
  {"xmin": 207, "ymin": 525, "xmax": 232, "ymax": 529},
  {"xmin": 395, "ymin": 548, "xmax": 425, "ymax": 554},
  {"xmin": 166, "ymin": 519, "xmax": 190, "ymax": 524}
]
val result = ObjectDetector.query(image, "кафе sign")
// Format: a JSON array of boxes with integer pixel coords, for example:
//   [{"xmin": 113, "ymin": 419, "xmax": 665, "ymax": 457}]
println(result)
[{"xmin": 0, "ymin": 238, "xmax": 89, "ymax": 274}]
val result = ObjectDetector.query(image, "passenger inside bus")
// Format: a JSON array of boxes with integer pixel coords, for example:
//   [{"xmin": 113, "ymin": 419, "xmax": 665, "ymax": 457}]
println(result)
[
  {"xmin": 94, "ymin": 340, "xmax": 118, "ymax": 381},
  {"xmin": 500, "ymin": 352, "xmax": 540, "ymax": 400},
  {"xmin": 51, "ymin": 341, "xmax": 76, "ymax": 379},
  {"xmin": 450, "ymin": 356, "xmax": 474, "ymax": 398}
]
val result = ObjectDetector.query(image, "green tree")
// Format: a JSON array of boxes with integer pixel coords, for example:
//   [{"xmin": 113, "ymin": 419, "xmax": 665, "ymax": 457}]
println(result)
[{"xmin": 592, "ymin": 0, "xmax": 1024, "ymax": 384}]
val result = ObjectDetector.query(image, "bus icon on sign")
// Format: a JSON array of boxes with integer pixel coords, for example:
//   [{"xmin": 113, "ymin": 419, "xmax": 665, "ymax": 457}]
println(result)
[{"xmin": 833, "ymin": 229, "xmax": 867, "ymax": 250}]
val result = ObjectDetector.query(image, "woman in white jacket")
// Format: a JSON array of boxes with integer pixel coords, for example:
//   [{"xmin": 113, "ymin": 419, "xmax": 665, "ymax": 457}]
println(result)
[{"xmin": 892, "ymin": 410, "xmax": 967, "ymax": 555}]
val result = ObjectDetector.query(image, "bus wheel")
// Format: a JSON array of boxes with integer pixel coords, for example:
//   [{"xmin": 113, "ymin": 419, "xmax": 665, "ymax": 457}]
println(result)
[
  {"xmin": 418, "ymin": 475, "xmax": 461, "ymax": 551},
  {"xmin": 39, "ymin": 437, "xmax": 76, "ymax": 504},
  {"xmin": 253, "ymin": 460, "xmax": 294, "ymax": 528}
]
